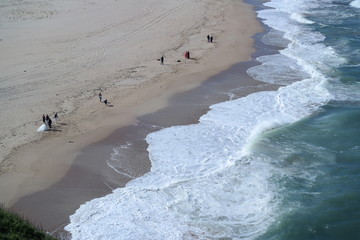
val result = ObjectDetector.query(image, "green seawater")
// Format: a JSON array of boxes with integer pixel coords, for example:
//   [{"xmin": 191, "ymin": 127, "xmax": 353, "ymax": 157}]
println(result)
[{"xmin": 253, "ymin": 103, "xmax": 360, "ymax": 240}]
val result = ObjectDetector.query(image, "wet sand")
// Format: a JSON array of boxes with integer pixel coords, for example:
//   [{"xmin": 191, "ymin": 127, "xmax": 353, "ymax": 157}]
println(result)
[
  {"xmin": 0, "ymin": 0, "xmax": 262, "ymax": 204},
  {"xmin": 0, "ymin": 0, "xmax": 269, "ymax": 238},
  {"xmin": 12, "ymin": 58, "xmax": 279, "ymax": 238}
]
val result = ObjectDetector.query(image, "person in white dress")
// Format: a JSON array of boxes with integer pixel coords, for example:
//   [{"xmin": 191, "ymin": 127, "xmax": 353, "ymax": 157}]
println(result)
[{"xmin": 54, "ymin": 112, "xmax": 59, "ymax": 125}]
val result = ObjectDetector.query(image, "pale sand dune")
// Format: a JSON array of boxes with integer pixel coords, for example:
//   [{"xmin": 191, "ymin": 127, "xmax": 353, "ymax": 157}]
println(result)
[{"xmin": 0, "ymin": 0, "xmax": 262, "ymax": 205}]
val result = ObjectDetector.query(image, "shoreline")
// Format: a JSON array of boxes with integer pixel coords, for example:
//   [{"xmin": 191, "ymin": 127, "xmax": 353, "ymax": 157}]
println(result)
[
  {"xmin": 0, "ymin": 0, "xmax": 265, "ymax": 235},
  {"xmin": 0, "ymin": 0, "xmax": 223, "ymax": 173}
]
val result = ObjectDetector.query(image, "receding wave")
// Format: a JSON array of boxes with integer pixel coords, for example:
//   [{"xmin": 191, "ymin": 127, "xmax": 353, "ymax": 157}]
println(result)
[{"xmin": 65, "ymin": 0, "xmax": 360, "ymax": 239}]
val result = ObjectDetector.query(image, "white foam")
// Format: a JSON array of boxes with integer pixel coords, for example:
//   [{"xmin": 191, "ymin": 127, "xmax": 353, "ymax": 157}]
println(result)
[
  {"xmin": 255, "ymin": 0, "xmax": 346, "ymax": 88},
  {"xmin": 261, "ymin": 29, "xmax": 290, "ymax": 48},
  {"xmin": 263, "ymin": 0, "xmax": 321, "ymax": 13},
  {"xmin": 106, "ymin": 142, "xmax": 138, "ymax": 179},
  {"xmin": 290, "ymin": 12, "xmax": 314, "ymax": 24},
  {"xmin": 350, "ymin": 0, "xmax": 360, "ymax": 8},
  {"xmin": 65, "ymin": 0, "xmax": 351, "ymax": 239},
  {"xmin": 66, "ymin": 73, "xmax": 333, "ymax": 239},
  {"xmin": 247, "ymin": 54, "xmax": 309, "ymax": 85}
]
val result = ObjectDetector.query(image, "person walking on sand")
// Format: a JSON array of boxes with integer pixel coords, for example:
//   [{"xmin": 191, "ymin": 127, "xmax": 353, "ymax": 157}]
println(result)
[
  {"xmin": 210, "ymin": 35, "xmax": 213, "ymax": 43},
  {"xmin": 99, "ymin": 92, "xmax": 102, "ymax": 102},
  {"xmin": 42, "ymin": 114, "xmax": 46, "ymax": 123},
  {"xmin": 160, "ymin": 55, "xmax": 164, "ymax": 65},
  {"xmin": 54, "ymin": 112, "xmax": 59, "ymax": 125},
  {"xmin": 207, "ymin": 35, "xmax": 210, "ymax": 42}
]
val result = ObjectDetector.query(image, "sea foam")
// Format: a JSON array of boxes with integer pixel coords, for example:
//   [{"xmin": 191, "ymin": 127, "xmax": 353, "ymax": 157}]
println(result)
[
  {"xmin": 65, "ymin": 76, "xmax": 332, "ymax": 239},
  {"xmin": 65, "ymin": 1, "xmax": 350, "ymax": 239},
  {"xmin": 350, "ymin": 0, "xmax": 360, "ymax": 8}
]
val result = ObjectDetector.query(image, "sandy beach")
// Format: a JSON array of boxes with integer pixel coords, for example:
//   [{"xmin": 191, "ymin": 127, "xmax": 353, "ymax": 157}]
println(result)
[{"xmin": 0, "ymin": 0, "xmax": 263, "ymax": 236}]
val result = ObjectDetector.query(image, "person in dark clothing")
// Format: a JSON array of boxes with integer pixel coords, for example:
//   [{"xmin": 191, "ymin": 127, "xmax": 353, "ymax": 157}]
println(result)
[
  {"xmin": 99, "ymin": 92, "xmax": 102, "ymax": 102},
  {"xmin": 160, "ymin": 55, "xmax": 164, "ymax": 65},
  {"xmin": 210, "ymin": 36, "xmax": 213, "ymax": 42},
  {"xmin": 104, "ymin": 99, "xmax": 108, "ymax": 105},
  {"xmin": 42, "ymin": 114, "xmax": 45, "ymax": 123},
  {"xmin": 45, "ymin": 114, "xmax": 52, "ymax": 128},
  {"xmin": 48, "ymin": 117, "xmax": 52, "ymax": 128},
  {"xmin": 207, "ymin": 35, "xmax": 210, "ymax": 42}
]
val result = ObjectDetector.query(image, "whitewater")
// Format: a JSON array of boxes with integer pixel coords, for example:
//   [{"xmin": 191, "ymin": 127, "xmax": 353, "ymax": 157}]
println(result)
[{"xmin": 65, "ymin": 0, "xmax": 360, "ymax": 239}]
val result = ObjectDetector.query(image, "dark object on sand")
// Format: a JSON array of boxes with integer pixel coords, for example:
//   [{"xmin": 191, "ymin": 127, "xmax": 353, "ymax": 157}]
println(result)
[{"xmin": 160, "ymin": 55, "xmax": 164, "ymax": 65}]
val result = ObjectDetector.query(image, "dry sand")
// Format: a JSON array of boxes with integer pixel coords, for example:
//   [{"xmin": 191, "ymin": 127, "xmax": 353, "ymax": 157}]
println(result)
[{"xmin": 0, "ymin": 0, "xmax": 262, "ymax": 210}]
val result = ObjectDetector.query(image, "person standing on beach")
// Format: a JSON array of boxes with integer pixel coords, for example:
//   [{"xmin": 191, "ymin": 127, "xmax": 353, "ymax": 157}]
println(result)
[
  {"xmin": 207, "ymin": 35, "xmax": 210, "ymax": 42},
  {"xmin": 210, "ymin": 36, "xmax": 213, "ymax": 43},
  {"xmin": 45, "ymin": 114, "xmax": 51, "ymax": 128},
  {"xmin": 45, "ymin": 114, "xmax": 49, "ymax": 124},
  {"xmin": 48, "ymin": 116, "xmax": 52, "ymax": 128},
  {"xmin": 99, "ymin": 92, "xmax": 102, "ymax": 102},
  {"xmin": 38, "ymin": 114, "xmax": 49, "ymax": 132},
  {"xmin": 54, "ymin": 112, "xmax": 59, "ymax": 125},
  {"xmin": 160, "ymin": 55, "xmax": 164, "ymax": 65}
]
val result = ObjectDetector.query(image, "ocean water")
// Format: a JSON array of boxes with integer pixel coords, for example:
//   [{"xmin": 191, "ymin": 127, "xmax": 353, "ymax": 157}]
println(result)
[{"xmin": 65, "ymin": 0, "xmax": 360, "ymax": 239}]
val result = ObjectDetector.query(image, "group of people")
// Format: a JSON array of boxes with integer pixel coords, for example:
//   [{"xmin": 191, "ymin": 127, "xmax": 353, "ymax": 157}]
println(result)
[
  {"xmin": 207, "ymin": 35, "xmax": 214, "ymax": 43},
  {"xmin": 38, "ymin": 33, "xmax": 215, "ymax": 132},
  {"xmin": 159, "ymin": 34, "xmax": 215, "ymax": 65},
  {"xmin": 42, "ymin": 114, "xmax": 52, "ymax": 128},
  {"xmin": 184, "ymin": 51, "xmax": 190, "ymax": 59},
  {"xmin": 38, "ymin": 112, "xmax": 59, "ymax": 132},
  {"xmin": 39, "ymin": 91, "xmax": 109, "ymax": 133},
  {"xmin": 99, "ymin": 92, "xmax": 108, "ymax": 105}
]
